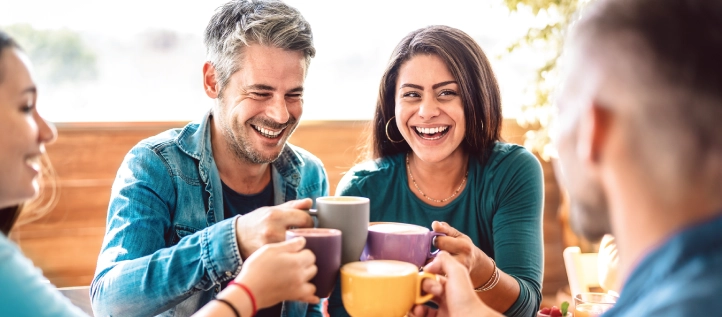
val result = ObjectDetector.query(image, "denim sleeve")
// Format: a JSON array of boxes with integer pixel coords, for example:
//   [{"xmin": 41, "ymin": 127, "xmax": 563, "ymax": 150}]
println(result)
[
  {"xmin": 320, "ymin": 166, "xmax": 330, "ymax": 197},
  {"xmin": 304, "ymin": 298, "xmax": 325, "ymax": 317},
  {"xmin": 90, "ymin": 145, "xmax": 242, "ymax": 316}
]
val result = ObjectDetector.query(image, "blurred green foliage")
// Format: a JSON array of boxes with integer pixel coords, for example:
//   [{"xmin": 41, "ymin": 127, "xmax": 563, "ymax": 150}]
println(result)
[
  {"xmin": 4, "ymin": 24, "xmax": 97, "ymax": 85},
  {"xmin": 502, "ymin": 0, "xmax": 590, "ymax": 161}
]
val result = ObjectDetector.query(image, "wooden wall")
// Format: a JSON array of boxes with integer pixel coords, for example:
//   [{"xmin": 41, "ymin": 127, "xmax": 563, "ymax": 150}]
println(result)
[{"xmin": 10, "ymin": 119, "xmax": 567, "ymax": 304}]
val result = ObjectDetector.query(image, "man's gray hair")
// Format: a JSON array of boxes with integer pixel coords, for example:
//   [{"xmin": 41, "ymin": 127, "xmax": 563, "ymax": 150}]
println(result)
[
  {"xmin": 573, "ymin": 0, "xmax": 722, "ymax": 196},
  {"xmin": 204, "ymin": 0, "xmax": 315, "ymax": 97}
]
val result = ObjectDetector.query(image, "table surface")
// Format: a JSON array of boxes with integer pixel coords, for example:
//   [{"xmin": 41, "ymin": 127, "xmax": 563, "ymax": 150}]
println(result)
[{"xmin": 58, "ymin": 286, "xmax": 94, "ymax": 316}]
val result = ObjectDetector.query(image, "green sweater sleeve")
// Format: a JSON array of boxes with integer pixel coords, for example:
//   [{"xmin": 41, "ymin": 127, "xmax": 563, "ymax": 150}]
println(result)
[{"xmin": 492, "ymin": 148, "xmax": 544, "ymax": 317}]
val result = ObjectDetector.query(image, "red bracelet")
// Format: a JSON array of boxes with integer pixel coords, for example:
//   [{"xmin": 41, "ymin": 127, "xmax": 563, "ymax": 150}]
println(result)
[{"xmin": 228, "ymin": 280, "xmax": 257, "ymax": 317}]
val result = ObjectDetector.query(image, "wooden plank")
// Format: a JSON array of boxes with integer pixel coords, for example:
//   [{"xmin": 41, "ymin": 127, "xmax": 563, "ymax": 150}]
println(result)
[
  {"xmin": 19, "ymin": 185, "xmax": 111, "ymax": 231},
  {"xmin": 13, "ymin": 227, "xmax": 105, "ymax": 287}
]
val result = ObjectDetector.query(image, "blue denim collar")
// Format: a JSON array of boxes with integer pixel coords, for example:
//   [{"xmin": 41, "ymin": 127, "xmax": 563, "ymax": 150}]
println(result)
[{"xmin": 175, "ymin": 110, "xmax": 305, "ymax": 209}]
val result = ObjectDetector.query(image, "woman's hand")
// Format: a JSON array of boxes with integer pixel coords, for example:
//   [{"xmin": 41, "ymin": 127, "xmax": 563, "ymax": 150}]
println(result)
[
  {"xmin": 235, "ymin": 237, "xmax": 320, "ymax": 308},
  {"xmin": 431, "ymin": 221, "xmax": 489, "ymax": 287},
  {"xmin": 409, "ymin": 251, "xmax": 502, "ymax": 317}
]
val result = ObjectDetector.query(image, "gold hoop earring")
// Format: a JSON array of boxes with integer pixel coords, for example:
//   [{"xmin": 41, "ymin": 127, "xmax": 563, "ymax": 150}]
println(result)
[{"xmin": 385, "ymin": 116, "xmax": 405, "ymax": 144}]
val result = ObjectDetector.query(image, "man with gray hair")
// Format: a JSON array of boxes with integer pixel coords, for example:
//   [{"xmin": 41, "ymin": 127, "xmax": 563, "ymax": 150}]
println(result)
[{"xmin": 91, "ymin": 1, "xmax": 327, "ymax": 316}]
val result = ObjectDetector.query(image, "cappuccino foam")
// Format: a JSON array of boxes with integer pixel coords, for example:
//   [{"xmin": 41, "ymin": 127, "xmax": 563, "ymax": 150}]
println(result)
[
  {"xmin": 342, "ymin": 260, "xmax": 417, "ymax": 277},
  {"xmin": 369, "ymin": 223, "xmax": 428, "ymax": 234}
]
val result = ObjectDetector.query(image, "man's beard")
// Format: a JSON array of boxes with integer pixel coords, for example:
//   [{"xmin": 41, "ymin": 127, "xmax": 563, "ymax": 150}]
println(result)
[
  {"xmin": 224, "ymin": 116, "xmax": 299, "ymax": 164},
  {"xmin": 569, "ymin": 189, "xmax": 612, "ymax": 242}
]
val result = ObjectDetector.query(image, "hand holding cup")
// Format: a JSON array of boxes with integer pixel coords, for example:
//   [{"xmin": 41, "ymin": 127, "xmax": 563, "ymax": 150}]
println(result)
[
  {"xmin": 409, "ymin": 251, "xmax": 503, "ymax": 317},
  {"xmin": 431, "ymin": 221, "xmax": 488, "ymax": 285},
  {"xmin": 234, "ymin": 238, "xmax": 320, "ymax": 308},
  {"xmin": 235, "ymin": 198, "xmax": 315, "ymax": 260}
]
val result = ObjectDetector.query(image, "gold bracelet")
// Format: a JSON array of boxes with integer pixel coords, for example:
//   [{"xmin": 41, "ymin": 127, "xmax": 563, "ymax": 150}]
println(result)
[{"xmin": 474, "ymin": 258, "xmax": 500, "ymax": 292}]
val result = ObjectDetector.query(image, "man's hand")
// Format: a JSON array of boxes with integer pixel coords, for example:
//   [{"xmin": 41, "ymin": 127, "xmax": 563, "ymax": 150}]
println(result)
[
  {"xmin": 235, "ymin": 198, "xmax": 314, "ymax": 260},
  {"xmin": 409, "ymin": 251, "xmax": 502, "ymax": 317}
]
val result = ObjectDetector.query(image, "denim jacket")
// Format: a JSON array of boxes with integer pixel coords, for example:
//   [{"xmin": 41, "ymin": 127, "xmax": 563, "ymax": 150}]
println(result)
[{"xmin": 90, "ymin": 111, "xmax": 329, "ymax": 317}]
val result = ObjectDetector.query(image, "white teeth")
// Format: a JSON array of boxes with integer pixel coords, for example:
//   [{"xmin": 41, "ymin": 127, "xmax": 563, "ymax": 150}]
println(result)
[
  {"xmin": 254, "ymin": 126, "xmax": 283, "ymax": 138},
  {"xmin": 415, "ymin": 126, "xmax": 448, "ymax": 135}
]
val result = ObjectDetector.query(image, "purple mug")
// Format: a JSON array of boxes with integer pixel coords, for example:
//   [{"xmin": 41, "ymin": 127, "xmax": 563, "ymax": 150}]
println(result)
[
  {"xmin": 286, "ymin": 228, "xmax": 342, "ymax": 298},
  {"xmin": 360, "ymin": 222, "xmax": 445, "ymax": 268}
]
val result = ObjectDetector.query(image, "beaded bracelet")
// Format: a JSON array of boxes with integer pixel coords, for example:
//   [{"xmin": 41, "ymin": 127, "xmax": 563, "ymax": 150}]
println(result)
[
  {"xmin": 214, "ymin": 298, "xmax": 240, "ymax": 317},
  {"xmin": 474, "ymin": 258, "xmax": 500, "ymax": 292},
  {"xmin": 228, "ymin": 280, "xmax": 257, "ymax": 317}
]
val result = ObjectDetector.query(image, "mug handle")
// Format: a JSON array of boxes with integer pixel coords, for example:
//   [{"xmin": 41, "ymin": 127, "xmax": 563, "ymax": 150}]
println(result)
[
  {"xmin": 428, "ymin": 232, "xmax": 446, "ymax": 258},
  {"xmin": 301, "ymin": 209, "xmax": 318, "ymax": 228},
  {"xmin": 415, "ymin": 272, "xmax": 439, "ymax": 304}
]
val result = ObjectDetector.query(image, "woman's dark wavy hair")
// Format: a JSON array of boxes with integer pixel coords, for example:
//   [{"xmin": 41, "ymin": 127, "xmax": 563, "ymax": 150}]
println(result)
[
  {"xmin": 0, "ymin": 30, "xmax": 22, "ymax": 235},
  {"xmin": 366, "ymin": 25, "xmax": 502, "ymax": 166}
]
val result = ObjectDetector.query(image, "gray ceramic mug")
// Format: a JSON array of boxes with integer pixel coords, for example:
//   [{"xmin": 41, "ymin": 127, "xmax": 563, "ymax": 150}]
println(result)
[{"xmin": 306, "ymin": 196, "xmax": 370, "ymax": 265}]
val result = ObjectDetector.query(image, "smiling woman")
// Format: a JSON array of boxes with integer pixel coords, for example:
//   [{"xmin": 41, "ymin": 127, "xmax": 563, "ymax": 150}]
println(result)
[
  {"xmin": 0, "ymin": 33, "xmax": 58, "ymax": 232},
  {"xmin": 328, "ymin": 25, "xmax": 544, "ymax": 317}
]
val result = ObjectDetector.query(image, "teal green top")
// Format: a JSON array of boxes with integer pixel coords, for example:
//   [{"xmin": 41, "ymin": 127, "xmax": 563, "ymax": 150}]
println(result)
[
  {"xmin": 328, "ymin": 142, "xmax": 543, "ymax": 317},
  {"xmin": 0, "ymin": 233, "xmax": 89, "ymax": 316}
]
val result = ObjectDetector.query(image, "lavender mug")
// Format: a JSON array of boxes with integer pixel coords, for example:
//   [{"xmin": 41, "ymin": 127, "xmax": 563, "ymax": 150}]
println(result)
[{"xmin": 360, "ymin": 222, "xmax": 445, "ymax": 268}]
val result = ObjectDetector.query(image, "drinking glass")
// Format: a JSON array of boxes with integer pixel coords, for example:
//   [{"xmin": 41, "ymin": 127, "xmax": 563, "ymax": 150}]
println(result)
[{"xmin": 573, "ymin": 292, "xmax": 618, "ymax": 317}]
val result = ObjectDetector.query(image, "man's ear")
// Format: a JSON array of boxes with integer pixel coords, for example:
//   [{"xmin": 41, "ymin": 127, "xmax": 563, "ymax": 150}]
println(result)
[
  {"xmin": 578, "ymin": 103, "xmax": 613, "ymax": 165},
  {"xmin": 203, "ymin": 61, "xmax": 219, "ymax": 99}
]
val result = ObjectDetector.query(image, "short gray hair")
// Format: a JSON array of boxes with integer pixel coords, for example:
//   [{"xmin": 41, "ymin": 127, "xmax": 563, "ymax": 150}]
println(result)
[
  {"xmin": 204, "ymin": 0, "xmax": 315, "ymax": 97},
  {"xmin": 573, "ymin": 0, "xmax": 722, "ymax": 195}
]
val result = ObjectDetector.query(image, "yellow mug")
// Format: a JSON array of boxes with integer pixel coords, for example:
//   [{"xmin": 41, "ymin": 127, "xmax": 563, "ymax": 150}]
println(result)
[{"xmin": 340, "ymin": 260, "xmax": 437, "ymax": 317}]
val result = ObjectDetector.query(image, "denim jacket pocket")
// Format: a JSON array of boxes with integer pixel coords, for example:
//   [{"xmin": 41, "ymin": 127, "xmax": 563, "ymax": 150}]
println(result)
[{"xmin": 172, "ymin": 224, "xmax": 201, "ymax": 244}]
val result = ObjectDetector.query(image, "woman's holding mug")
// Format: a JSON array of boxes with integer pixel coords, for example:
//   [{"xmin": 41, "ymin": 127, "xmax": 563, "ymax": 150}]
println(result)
[
  {"xmin": 0, "ymin": 29, "xmax": 319, "ymax": 317},
  {"xmin": 328, "ymin": 25, "xmax": 543, "ymax": 317}
]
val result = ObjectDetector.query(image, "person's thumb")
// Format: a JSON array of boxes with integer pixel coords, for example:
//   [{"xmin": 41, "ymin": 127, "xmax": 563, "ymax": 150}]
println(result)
[
  {"xmin": 282, "ymin": 198, "xmax": 313, "ymax": 210},
  {"xmin": 432, "ymin": 221, "xmax": 452, "ymax": 234},
  {"xmin": 273, "ymin": 237, "xmax": 307, "ymax": 252}
]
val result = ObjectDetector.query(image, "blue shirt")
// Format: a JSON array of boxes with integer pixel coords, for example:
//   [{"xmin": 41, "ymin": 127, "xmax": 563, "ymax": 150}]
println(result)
[
  {"xmin": 91, "ymin": 110, "xmax": 329, "ymax": 317},
  {"xmin": 0, "ymin": 233, "xmax": 89, "ymax": 316},
  {"xmin": 603, "ymin": 213, "xmax": 722, "ymax": 316}
]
